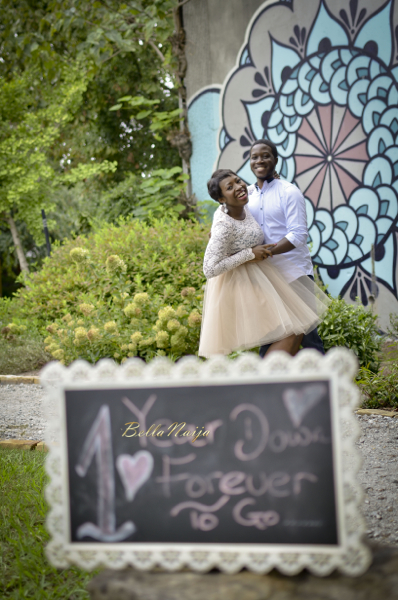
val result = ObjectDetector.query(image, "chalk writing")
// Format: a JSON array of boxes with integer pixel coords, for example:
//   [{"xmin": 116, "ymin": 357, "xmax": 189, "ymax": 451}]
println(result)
[{"xmin": 75, "ymin": 405, "xmax": 135, "ymax": 541}]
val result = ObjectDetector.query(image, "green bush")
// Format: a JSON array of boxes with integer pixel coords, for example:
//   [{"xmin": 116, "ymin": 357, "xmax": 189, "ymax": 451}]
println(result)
[
  {"xmin": 317, "ymin": 297, "xmax": 381, "ymax": 370},
  {"xmin": 8, "ymin": 216, "xmax": 208, "ymax": 327},
  {"xmin": 356, "ymin": 363, "xmax": 398, "ymax": 408},
  {"xmin": 3, "ymin": 217, "xmax": 384, "ymax": 367},
  {"xmin": 43, "ymin": 283, "xmax": 203, "ymax": 364}
]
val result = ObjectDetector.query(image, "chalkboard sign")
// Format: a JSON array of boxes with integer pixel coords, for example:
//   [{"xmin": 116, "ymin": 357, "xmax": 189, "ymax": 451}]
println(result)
[{"xmin": 42, "ymin": 350, "xmax": 371, "ymax": 576}]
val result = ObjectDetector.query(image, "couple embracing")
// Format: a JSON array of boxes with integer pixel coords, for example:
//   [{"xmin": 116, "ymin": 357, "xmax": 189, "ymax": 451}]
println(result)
[{"xmin": 198, "ymin": 138, "xmax": 330, "ymax": 358}]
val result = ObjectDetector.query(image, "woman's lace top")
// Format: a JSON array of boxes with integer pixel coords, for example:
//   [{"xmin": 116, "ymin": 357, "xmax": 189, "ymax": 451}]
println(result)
[{"xmin": 203, "ymin": 206, "xmax": 265, "ymax": 279}]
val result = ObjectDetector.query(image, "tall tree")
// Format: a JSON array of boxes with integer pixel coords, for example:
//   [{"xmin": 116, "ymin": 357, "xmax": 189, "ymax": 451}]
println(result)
[
  {"xmin": 0, "ymin": 0, "xmax": 193, "ymax": 281},
  {"xmin": 0, "ymin": 64, "xmax": 116, "ymax": 273}
]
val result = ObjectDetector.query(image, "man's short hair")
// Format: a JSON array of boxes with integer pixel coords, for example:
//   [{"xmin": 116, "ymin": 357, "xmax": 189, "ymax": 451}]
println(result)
[
  {"xmin": 250, "ymin": 139, "xmax": 278, "ymax": 159},
  {"xmin": 207, "ymin": 169, "xmax": 237, "ymax": 202}
]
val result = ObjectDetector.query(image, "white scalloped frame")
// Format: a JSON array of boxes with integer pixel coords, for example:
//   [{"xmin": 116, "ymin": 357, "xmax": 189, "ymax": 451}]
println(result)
[{"xmin": 41, "ymin": 348, "xmax": 371, "ymax": 577}]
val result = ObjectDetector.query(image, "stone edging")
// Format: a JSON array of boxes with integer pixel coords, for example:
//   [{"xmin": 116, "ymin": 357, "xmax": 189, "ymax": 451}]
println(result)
[
  {"xmin": 0, "ymin": 439, "xmax": 48, "ymax": 451},
  {"xmin": 0, "ymin": 375, "xmax": 40, "ymax": 385},
  {"xmin": 356, "ymin": 409, "xmax": 398, "ymax": 417}
]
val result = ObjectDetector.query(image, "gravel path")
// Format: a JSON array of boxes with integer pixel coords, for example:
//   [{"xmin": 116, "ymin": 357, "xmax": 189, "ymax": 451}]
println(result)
[
  {"xmin": 0, "ymin": 384, "xmax": 397, "ymax": 544},
  {"xmin": 0, "ymin": 383, "xmax": 47, "ymax": 441},
  {"xmin": 356, "ymin": 414, "xmax": 398, "ymax": 546}
]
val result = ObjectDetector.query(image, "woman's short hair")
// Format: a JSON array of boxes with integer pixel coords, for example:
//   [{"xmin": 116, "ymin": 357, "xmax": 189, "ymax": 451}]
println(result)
[
  {"xmin": 207, "ymin": 169, "xmax": 237, "ymax": 202},
  {"xmin": 249, "ymin": 138, "xmax": 278, "ymax": 159}
]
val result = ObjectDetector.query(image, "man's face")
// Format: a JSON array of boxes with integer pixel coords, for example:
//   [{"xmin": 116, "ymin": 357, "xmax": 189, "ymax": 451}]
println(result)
[{"xmin": 250, "ymin": 143, "xmax": 278, "ymax": 180}]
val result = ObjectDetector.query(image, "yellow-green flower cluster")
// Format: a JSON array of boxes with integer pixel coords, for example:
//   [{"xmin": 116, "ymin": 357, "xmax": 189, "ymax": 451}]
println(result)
[
  {"xmin": 52, "ymin": 349, "xmax": 65, "ymax": 361},
  {"xmin": 79, "ymin": 303, "xmax": 95, "ymax": 316},
  {"xmin": 87, "ymin": 327, "xmax": 100, "ymax": 341},
  {"xmin": 124, "ymin": 303, "xmax": 141, "ymax": 318},
  {"xmin": 46, "ymin": 323, "xmax": 58, "ymax": 335},
  {"xmin": 45, "ymin": 342, "xmax": 60, "ymax": 353},
  {"xmin": 188, "ymin": 311, "xmax": 202, "ymax": 327},
  {"xmin": 156, "ymin": 330, "xmax": 169, "ymax": 348},
  {"xmin": 167, "ymin": 319, "xmax": 180, "ymax": 333},
  {"xmin": 170, "ymin": 325, "xmax": 188, "ymax": 352},
  {"xmin": 175, "ymin": 305, "xmax": 187, "ymax": 318},
  {"xmin": 106, "ymin": 255, "xmax": 127, "ymax": 275},
  {"xmin": 131, "ymin": 332, "xmax": 143, "ymax": 343},
  {"xmin": 104, "ymin": 321, "xmax": 118, "ymax": 334},
  {"xmin": 70, "ymin": 247, "xmax": 89, "ymax": 263},
  {"xmin": 5, "ymin": 323, "xmax": 26, "ymax": 334},
  {"xmin": 134, "ymin": 292, "xmax": 149, "ymax": 306},
  {"xmin": 139, "ymin": 337, "xmax": 155, "ymax": 349},
  {"xmin": 75, "ymin": 327, "xmax": 87, "ymax": 341},
  {"xmin": 127, "ymin": 331, "xmax": 142, "ymax": 356},
  {"xmin": 181, "ymin": 287, "xmax": 196, "ymax": 299}
]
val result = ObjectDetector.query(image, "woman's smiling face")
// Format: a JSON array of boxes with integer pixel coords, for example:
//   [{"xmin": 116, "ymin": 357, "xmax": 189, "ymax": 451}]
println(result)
[
  {"xmin": 219, "ymin": 175, "xmax": 248, "ymax": 207},
  {"xmin": 250, "ymin": 143, "xmax": 278, "ymax": 180}
]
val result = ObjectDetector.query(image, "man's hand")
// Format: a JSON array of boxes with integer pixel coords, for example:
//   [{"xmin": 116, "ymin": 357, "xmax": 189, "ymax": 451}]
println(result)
[{"xmin": 248, "ymin": 244, "xmax": 276, "ymax": 262}]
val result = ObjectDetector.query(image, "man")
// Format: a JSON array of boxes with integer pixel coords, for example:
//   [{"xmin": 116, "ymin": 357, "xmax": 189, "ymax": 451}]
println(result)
[{"xmin": 247, "ymin": 138, "xmax": 325, "ymax": 356}]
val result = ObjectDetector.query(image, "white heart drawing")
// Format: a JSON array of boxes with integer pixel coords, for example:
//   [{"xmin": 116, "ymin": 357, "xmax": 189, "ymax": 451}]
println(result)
[
  {"xmin": 116, "ymin": 451, "xmax": 154, "ymax": 502},
  {"xmin": 282, "ymin": 384, "xmax": 327, "ymax": 428}
]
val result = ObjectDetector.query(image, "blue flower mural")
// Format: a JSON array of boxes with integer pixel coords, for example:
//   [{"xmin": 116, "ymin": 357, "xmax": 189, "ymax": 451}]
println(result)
[{"xmin": 215, "ymin": 0, "xmax": 398, "ymax": 313}]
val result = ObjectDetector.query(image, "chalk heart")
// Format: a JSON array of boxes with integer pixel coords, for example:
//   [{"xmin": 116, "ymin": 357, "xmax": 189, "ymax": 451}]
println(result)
[
  {"xmin": 116, "ymin": 451, "xmax": 154, "ymax": 502},
  {"xmin": 282, "ymin": 384, "xmax": 327, "ymax": 428}
]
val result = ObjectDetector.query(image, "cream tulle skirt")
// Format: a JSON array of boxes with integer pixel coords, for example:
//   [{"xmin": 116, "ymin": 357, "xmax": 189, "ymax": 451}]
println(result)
[{"xmin": 198, "ymin": 261, "xmax": 331, "ymax": 358}]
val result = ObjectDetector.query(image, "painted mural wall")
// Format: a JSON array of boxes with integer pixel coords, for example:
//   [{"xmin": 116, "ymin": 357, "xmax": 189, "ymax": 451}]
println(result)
[{"xmin": 187, "ymin": 0, "xmax": 398, "ymax": 326}]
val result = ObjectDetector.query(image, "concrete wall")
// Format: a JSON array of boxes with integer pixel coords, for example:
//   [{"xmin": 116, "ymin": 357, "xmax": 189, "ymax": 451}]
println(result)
[
  {"xmin": 183, "ymin": 0, "xmax": 398, "ymax": 326},
  {"xmin": 183, "ymin": 0, "xmax": 264, "ymax": 100}
]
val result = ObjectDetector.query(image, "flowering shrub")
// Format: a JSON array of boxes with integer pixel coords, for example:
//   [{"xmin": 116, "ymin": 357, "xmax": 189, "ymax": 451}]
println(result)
[
  {"xmin": 43, "ymin": 281, "xmax": 203, "ymax": 364},
  {"xmin": 2, "ymin": 216, "xmax": 384, "ymax": 367},
  {"xmin": 8, "ymin": 216, "xmax": 208, "ymax": 325}
]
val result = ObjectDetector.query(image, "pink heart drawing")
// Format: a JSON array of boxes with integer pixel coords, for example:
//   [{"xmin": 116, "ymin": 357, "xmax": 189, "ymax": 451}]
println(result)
[
  {"xmin": 116, "ymin": 451, "xmax": 154, "ymax": 502},
  {"xmin": 282, "ymin": 384, "xmax": 327, "ymax": 428}
]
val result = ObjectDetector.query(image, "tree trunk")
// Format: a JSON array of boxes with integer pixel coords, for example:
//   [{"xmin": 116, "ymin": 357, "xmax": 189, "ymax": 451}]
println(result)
[
  {"xmin": 172, "ymin": 5, "xmax": 193, "ymax": 198},
  {"xmin": 7, "ymin": 214, "xmax": 29, "ymax": 274}
]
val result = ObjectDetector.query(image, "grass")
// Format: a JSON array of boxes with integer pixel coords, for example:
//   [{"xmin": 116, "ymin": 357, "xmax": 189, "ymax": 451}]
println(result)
[
  {"xmin": 0, "ymin": 449, "xmax": 96, "ymax": 599},
  {"xmin": 0, "ymin": 335, "xmax": 50, "ymax": 375}
]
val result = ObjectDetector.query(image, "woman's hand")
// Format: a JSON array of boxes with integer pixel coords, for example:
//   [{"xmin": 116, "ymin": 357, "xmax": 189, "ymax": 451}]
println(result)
[{"xmin": 248, "ymin": 244, "xmax": 276, "ymax": 262}]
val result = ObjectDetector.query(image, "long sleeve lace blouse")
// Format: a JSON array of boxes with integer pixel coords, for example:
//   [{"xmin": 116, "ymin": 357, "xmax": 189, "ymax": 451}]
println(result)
[{"xmin": 203, "ymin": 206, "xmax": 265, "ymax": 279}]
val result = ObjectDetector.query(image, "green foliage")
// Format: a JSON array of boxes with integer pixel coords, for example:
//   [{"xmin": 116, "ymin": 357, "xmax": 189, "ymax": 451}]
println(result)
[
  {"xmin": 387, "ymin": 312, "xmax": 398, "ymax": 339},
  {"xmin": 98, "ymin": 167, "xmax": 189, "ymax": 222},
  {"xmin": 0, "ymin": 449, "xmax": 95, "ymax": 598},
  {"xmin": 9, "ymin": 217, "xmax": 208, "ymax": 328},
  {"xmin": 0, "ymin": 0, "xmax": 184, "ymax": 287},
  {"xmin": 136, "ymin": 167, "xmax": 189, "ymax": 218},
  {"xmin": 44, "ymin": 285, "xmax": 202, "ymax": 364},
  {"xmin": 317, "ymin": 297, "xmax": 381, "ymax": 370},
  {"xmin": 0, "ymin": 65, "xmax": 116, "ymax": 243},
  {"xmin": 111, "ymin": 95, "xmax": 182, "ymax": 140},
  {"xmin": 356, "ymin": 364, "xmax": 398, "ymax": 409}
]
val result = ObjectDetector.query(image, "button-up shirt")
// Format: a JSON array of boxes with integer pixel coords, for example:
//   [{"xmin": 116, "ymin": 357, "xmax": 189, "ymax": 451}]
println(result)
[{"xmin": 248, "ymin": 179, "xmax": 313, "ymax": 283}]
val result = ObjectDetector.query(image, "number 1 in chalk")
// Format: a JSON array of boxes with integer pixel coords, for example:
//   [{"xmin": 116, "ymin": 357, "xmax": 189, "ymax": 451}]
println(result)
[{"xmin": 75, "ymin": 405, "xmax": 136, "ymax": 542}]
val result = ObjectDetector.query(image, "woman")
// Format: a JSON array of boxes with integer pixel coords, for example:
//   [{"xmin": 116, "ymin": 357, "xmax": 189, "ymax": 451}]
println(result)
[{"xmin": 198, "ymin": 169, "xmax": 330, "ymax": 358}]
